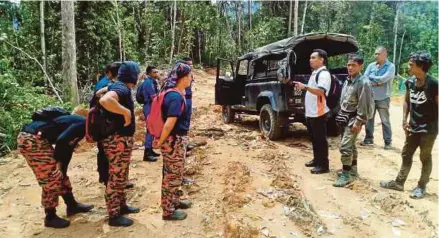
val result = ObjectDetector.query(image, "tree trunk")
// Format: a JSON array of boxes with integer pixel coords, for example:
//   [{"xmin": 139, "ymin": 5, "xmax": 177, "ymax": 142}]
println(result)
[
  {"xmin": 169, "ymin": 0, "xmax": 177, "ymax": 64},
  {"xmin": 177, "ymin": 8, "xmax": 185, "ymax": 55},
  {"xmin": 397, "ymin": 30, "xmax": 406, "ymax": 73},
  {"xmin": 61, "ymin": 0, "xmax": 79, "ymax": 106},
  {"xmin": 198, "ymin": 30, "xmax": 202, "ymax": 64},
  {"xmin": 392, "ymin": 2, "xmax": 400, "ymax": 64},
  {"xmin": 294, "ymin": 0, "xmax": 299, "ymax": 36},
  {"xmin": 112, "ymin": 0, "xmax": 123, "ymax": 61},
  {"xmin": 288, "ymin": 0, "xmax": 292, "ymax": 36},
  {"xmin": 236, "ymin": 2, "xmax": 242, "ymax": 51},
  {"xmin": 300, "ymin": 0, "xmax": 308, "ymax": 35},
  {"xmin": 40, "ymin": 1, "xmax": 46, "ymax": 71},
  {"xmin": 248, "ymin": 0, "xmax": 252, "ymax": 31}
]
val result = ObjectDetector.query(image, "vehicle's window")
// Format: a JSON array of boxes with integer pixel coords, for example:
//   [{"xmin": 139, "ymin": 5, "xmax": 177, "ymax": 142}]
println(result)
[
  {"xmin": 237, "ymin": 60, "xmax": 249, "ymax": 76},
  {"xmin": 219, "ymin": 60, "xmax": 234, "ymax": 81}
]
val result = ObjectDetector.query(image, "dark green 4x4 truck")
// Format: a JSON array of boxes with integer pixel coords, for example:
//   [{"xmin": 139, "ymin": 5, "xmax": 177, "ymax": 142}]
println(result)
[{"xmin": 215, "ymin": 33, "xmax": 359, "ymax": 140}]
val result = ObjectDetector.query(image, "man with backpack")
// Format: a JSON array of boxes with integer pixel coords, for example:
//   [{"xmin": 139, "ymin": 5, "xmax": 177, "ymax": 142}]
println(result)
[
  {"xmin": 136, "ymin": 66, "xmax": 161, "ymax": 162},
  {"xmin": 98, "ymin": 61, "xmax": 141, "ymax": 227},
  {"xmin": 333, "ymin": 54, "xmax": 374, "ymax": 187},
  {"xmin": 17, "ymin": 108, "xmax": 94, "ymax": 228},
  {"xmin": 380, "ymin": 52, "xmax": 437, "ymax": 199},
  {"xmin": 294, "ymin": 49, "xmax": 331, "ymax": 174}
]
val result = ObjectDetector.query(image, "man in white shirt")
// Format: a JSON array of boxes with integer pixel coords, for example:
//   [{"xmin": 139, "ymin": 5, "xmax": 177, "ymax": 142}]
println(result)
[{"xmin": 294, "ymin": 49, "xmax": 331, "ymax": 174}]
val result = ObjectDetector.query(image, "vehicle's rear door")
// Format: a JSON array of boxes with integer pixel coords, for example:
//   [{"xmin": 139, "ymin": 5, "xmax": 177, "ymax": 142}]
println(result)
[{"xmin": 215, "ymin": 58, "xmax": 240, "ymax": 105}]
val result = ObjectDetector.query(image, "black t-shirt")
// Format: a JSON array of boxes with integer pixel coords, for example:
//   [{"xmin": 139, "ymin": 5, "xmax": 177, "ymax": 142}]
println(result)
[
  {"xmin": 21, "ymin": 115, "xmax": 86, "ymax": 165},
  {"xmin": 107, "ymin": 81, "xmax": 135, "ymax": 136},
  {"xmin": 405, "ymin": 75, "xmax": 438, "ymax": 134},
  {"xmin": 162, "ymin": 91, "xmax": 188, "ymax": 135}
]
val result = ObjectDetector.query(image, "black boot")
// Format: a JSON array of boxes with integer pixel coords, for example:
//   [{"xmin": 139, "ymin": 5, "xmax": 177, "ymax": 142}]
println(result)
[
  {"xmin": 63, "ymin": 193, "xmax": 94, "ymax": 216},
  {"xmin": 108, "ymin": 216, "xmax": 134, "ymax": 227},
  {"xmin": 143, "ymin": 149, "xmax": 158, "ymax": 162},
  {"xmin": 44, "ymin": 208, "xmax": 70, "ymax": 228},
  {"xmin": 121, "ymin": 205, "xmax": 140, "ymax": 215},
  {"xmin": 150, "ymin": 149, "xmax": 160, "ymax": 157}
]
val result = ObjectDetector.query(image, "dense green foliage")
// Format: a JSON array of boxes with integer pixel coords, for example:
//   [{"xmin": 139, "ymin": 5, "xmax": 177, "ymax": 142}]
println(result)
[{"xmin": 0, "ymin": 1, "xmax": 437, "ymax": 154}]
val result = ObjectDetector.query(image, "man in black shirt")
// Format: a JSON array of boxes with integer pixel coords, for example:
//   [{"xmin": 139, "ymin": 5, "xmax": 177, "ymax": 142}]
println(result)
[
  {"xmin": 380, "ymin": 52, "xmax": 438, "ymax": 199},
  {"xmin": 17, "ymin": 115, "xmax": 94, "ymax": 228}
]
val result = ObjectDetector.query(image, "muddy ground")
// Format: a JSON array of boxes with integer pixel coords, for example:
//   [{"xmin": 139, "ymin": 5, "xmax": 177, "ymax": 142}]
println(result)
[{"xmin": 0, "ymin": 69, "xmax": 437, "ymax": 238}]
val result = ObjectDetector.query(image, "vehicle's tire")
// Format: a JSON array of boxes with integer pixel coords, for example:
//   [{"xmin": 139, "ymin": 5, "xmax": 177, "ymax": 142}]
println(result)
[
  {"xmin": 326, "ymin": 115, "xmax": 341, "ymax": 137},
  {"xmin": 259, "ymin": 104, "xmax": 284, "ymax": 140},
  {"xmin": 222, "ymin": 105, "xmax": 235, "ymax": 124}
]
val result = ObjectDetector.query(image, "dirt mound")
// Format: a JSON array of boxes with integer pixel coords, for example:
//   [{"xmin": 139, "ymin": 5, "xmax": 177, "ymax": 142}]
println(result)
[
  {"xmin": 224, "ymin": 217, "xmax": 259, "ymax": 238},
  {"xmin": 222, "ymin": 162, "xmax": 251, "ymax": 208}
]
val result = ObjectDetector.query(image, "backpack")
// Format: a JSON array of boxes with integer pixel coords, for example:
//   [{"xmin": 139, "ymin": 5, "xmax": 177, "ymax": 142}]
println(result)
[
  {"xmin": 316, "ymin": 69, "xmax": 343, "ymax": 111},
  {"xmin": 32, "ymin": 106, "xmax": 70, "ymax": 121},
  {"xmin": 85, "ymin": 104, "xmax": 117, "ymax": 143},
  {"xmin": 136, "ymin": 81, "xmax": 145, "ymax": 104},
  {"xmin": 146, "ymin": 89, "xmax": 185, "ymax": 138}
]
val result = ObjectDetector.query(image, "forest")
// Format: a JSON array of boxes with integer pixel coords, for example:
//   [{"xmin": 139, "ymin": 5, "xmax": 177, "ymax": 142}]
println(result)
[{"xmin": 0, "ymin": 0, "xmax": 438, "ymax": 154}]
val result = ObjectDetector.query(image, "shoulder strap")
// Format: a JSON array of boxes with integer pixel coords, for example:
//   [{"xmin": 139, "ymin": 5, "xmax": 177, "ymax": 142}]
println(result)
[{"xmin": 315, "ymin": 69, "xmax": 328, "ymax": 84}]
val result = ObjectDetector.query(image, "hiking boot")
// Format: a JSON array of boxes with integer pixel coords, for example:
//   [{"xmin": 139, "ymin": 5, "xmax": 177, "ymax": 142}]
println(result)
[
  {"xmin": 410, "ymin": 186, "xmax": 426, "ymax": 199},
  {"xmin": 44, "ymin": 208, "xmax": 70, "ymax": 228},
  {"xmin": 337, "ymin": 166, "xmax": 359, "ymax": 178},
  {"xmin": 310, "ymin": 166, "xmax": 329, "ymax": 174},
  {"xmin": 63, "ymin": 193, "xmax": 94, "ymax": 216},
  {"xmin": 108, "ymin": 216, "xmax": 133, "ymax": 227},
  {"xmin": 162, "ymin": 210, "xmax": 187, "ymax": 221},
  {"xmin": 333, "ymin": 171, "xmax": 353, "ymax": 187},
  {"xmin": 121, "ymin": 205, "xmax": 140, "ymax": 215},
  {"xmin": 125, "ymin": 182, "xmax": 134, "ymax": 189},
  {"xmin": 379, "ymin": 180, "xmax": 404, "ymax": 191},
  {"xmin": 176, "ymin": 200, "xmax": 193, "ymax": 209},
  {"xmin": 384, "ymin": 144, "xmax": 392, "ymax": 150},
  {"xmin": 143, "ymin": 150, "xmax": 158, "ymax": 162},
  {"xmin": 360, "ymin": 140, "xmax": 374, "ymax": 146},
  {"xmin": 305, "ymin": 160, "xmax": 317, "ymax": 167}
]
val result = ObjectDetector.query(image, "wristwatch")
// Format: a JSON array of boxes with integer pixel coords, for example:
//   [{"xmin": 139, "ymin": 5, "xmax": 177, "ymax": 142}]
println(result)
[{"xmin": 304, "ymin": 85, "xmax": 308, "ymax": 91}]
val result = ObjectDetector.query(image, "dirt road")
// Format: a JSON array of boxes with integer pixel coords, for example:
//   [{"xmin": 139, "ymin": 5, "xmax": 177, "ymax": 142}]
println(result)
[{"xmin": 0, "ymin": 69, "xmax": 437, "ymax": 238}]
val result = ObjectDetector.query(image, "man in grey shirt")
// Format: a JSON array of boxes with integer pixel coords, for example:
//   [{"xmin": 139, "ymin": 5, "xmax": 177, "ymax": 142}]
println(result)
[
  {"xmin": 334, "ymin": 54, "xmax": 374, "ymax": 187},
  {"xmin": 362, "ymin": 46, "xmax": 395, "ymax": 150}
]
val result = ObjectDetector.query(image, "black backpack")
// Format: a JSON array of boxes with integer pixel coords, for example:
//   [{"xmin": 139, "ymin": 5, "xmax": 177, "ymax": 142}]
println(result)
[
  {"xmin": 315, "ymin": 69, "xmax": 343, "ymax": 111},
  {"xmin": 85, "ymin": 104, "xmax": 118, "ymax": 143},
  {"xmin": 32, "ymin": 106, "xmax": 70, "ymax": 121},
  {"xmin": 136, "ymin": 81, "xmax": 145, "ymax": 104}
]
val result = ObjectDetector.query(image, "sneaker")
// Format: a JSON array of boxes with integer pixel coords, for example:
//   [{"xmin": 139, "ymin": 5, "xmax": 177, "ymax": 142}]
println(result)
[
  {"xmin": 44, "ymin": 214, "xmax": 70, "ymax": 228},
  {"xmin": 108, "ymin": 216, "xmax": 134, "ymax": 227},
  {"xmin": 125, "ymin": 182, "xmax": 134, "ymax": 189},
  {"xmin": 310, "ymin": 166, "xmax": 329, "ymax": 174},
  {"xmin": 162, "ymin": 210, "xmax": 187, "ymax": 220},
  {"xmin": 175, "ymin": 200, "xmax": 193, "ymax": 209},
  {"xmin": 182, "ymin": 178, "xmax": 195, "ymax": 185},
  {"xmin": 143, "ymin": 150, "xmax": 158, "ymax": 162},
  {"xmin": 120, "ymin": 205, "xmax": 140, "ymax": 215},
  {"xmin": 379, "ymin": 180, "xmax": 404, "ymax": 191},
  {"xmin": 333, "ymin": 171, "xmax": 353, "ymax": 187},
  {"xmin": 151, "ymin": 149, "xmax": 160, "ymax": 157},
  {"xmin": 305, "ymin": 160, "xmax": 317, "ymax": 167},
  {"xmin": 384, "ymin": 144, "xmax": 392, "ymax": 150},
  {"xmin": 360, "ymin": 140, "xmax": 374, "ymax": 146},
  {"xmin": 410, "ymin": 186, "xmax": 425, "ymax": 199}
]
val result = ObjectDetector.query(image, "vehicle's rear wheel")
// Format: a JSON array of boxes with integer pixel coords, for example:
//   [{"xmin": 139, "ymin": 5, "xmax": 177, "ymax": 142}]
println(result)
[
  {"xmin": 259, "ymin": 104, "xmax": 284, "ymax": 140},
  {"xmin": 222, "ymin": 105, "xmax": 235, "ymax": 124}
]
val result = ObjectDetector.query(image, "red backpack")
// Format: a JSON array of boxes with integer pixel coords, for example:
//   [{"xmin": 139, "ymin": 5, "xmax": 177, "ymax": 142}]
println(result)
[{"xmin": 147, "ymin": 88, "xmax": 185, "ymax": 138}]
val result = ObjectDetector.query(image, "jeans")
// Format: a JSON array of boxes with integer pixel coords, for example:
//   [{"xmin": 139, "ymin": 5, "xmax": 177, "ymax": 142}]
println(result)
[
  {"xmin": 306, "ymin": 115, "xmax": 329, "ymax": 168},
  {"xmin": 365, "ymin": 97, "xmax": 392, "ymax": 145},
  {"xmin": 395, "ymin": 133, "xmax": 437, "ymax": 188},
  {"xmin": 144, "ymin": 104, "xmax": 154, "ymax": 150}
]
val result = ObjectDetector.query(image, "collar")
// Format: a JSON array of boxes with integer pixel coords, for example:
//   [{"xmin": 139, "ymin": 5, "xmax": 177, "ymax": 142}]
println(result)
[
  {"xmin": 347, "ymin": 73, "xmax": 362, "ymax": 84},
  {"xmin": 312, "ymin": 66, "xmax": 327, "ymax": 75},
  {"xmin": 376, "ymin": 59, "xmax": 390, "ymax": 68}
]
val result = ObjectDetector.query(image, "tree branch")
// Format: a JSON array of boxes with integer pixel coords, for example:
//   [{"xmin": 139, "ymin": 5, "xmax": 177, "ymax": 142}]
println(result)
[{"xmin": 3, "ymin": 40, "xmax": 64, "ymax": 103}]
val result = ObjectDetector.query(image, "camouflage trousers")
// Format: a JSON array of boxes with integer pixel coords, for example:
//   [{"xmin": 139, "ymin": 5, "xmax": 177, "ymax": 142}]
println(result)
[
  {"xmin": 102, "ymin": 134, "xmax": 133, "ymax": 217},
  {"xmin": 160, "ymin": 134, "xmax": 188, "ymax": 216},
  {"xmin": 17, "ymin": 132, "xmax": 72, "ymax": 209}
]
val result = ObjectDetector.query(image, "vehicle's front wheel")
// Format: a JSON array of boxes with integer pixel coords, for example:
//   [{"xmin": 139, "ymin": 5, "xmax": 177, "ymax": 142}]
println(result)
[
  {"xmin": 259, "ymin": 104, "xmax": 284, "ymax": 140},
  {"xmin": 222, "ymin": 105, "xmax": 235, "ymax": 124}
]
